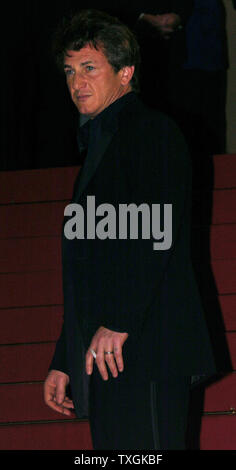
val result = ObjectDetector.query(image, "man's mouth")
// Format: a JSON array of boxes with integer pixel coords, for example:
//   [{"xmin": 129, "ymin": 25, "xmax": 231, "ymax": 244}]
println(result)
[{"xmin": 77, "ymin": 94, "xmax": 91, "ymax": 101}]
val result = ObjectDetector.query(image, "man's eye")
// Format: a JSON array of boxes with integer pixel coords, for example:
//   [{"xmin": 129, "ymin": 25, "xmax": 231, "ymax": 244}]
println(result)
[
  {"xmin": 86, "ymin": 65, "xmax": 94, "ymax": 71},
  {"xmin": 65, "ymin": 69, "xmax": 74, "ymax": 76}
]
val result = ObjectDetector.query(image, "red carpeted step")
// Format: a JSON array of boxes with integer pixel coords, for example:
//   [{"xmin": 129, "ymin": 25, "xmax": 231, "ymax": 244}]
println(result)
[
  {"xmin": 192, "ymin": 224, "xmax": 236, "ymax": 260},
  {"xmin": 211, "ymin": 189, "xmax": 236, "ymax": 224},
  {"xmin": 0, "ymin": 202, "xmax": 67, "ymax": 238},
  {"xmin": 210, "ymin": 259, "xmax": 236, "ymax": 294},
  {"xmin": 0, "ymin": 383, "xmax": 75, "ymax": 423},
  {"xmin": 200, "ymin": 414, "xmax": 236, "ymax": 450},
  {"xmin": 0, "ymin": 270, "xmax": 63, "ymax": 308},
  {"xmin": 203, "ymin": 373, "xmax": 236, "ymax": 413},
  {"xmin": 210, "ymin": 224, "xmax": 236, "ymax": 259},
  {"xmin": 225, "ymin": 332, "xmax": 236, "ymax": 370},
  {"xmin": 0, "ymin": 167, "xmax": 79, "ymax": 204},
  {"xmin": 0, "ymin": 237, "xmax": 61, "ymax": 273},
  {"xmin": 0, "ymin": 421, "xmax": 93, "ymax": 450},
  {"xmin": 218, "ymin": 295, "xmax": 236, "ymax": 331},
  {"xmin": 0, "ymin": 343, "xmax": 56, "ymax": 383},
  {"xmin": 0, "ymin": 306, "xmax": 63, "ymax": 344},
  {"xmin": 213, "ymin": 154, "xmax": 236, "ymax": 189}
]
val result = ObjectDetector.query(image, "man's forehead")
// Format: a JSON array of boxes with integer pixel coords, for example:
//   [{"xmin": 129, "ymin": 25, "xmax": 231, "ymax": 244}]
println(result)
[{"xmin": 64, "ymin": 44, "xmax": 107, "ymax": 65}]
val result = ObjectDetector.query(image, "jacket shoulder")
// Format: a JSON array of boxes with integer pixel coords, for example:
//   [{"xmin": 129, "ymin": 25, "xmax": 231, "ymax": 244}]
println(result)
[
  {"xmin": 119, "ymin": 95, "xmax": 184, "ymax": 140},
  {"xmin": 118, "ymin": 95, "xmax": 189, "ymax": 160},
  {"xmin": 116, "ymin": 95, "xmax": 192, "ymax": 191}
]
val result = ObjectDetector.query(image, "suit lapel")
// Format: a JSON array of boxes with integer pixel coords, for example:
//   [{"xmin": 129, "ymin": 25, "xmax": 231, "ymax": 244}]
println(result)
[
  {"xmin": 73, "ymin": 117, "xmax": 118, "ymax": 203},
  {"xmin": 72, "ymin": 92, "xmax": 138, "ymax": 203}
]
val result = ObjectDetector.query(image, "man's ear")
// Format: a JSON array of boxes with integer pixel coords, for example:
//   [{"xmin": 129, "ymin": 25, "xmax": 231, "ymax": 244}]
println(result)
[{"xmin": 120, "ymin": 65, "xmax": 135, "ymax": 86}]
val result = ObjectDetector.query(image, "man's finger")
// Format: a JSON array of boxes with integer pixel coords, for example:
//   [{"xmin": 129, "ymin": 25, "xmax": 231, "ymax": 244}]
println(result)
[
  {"xmin": 50, "ymin": 399, "xmax": 73, "ymax": 415},
  {"xmin": 44, "ymin": 382, "xmax": 55, "ymax": 404},
  {"xmin": 113, "ymin": 342, "xmax": 124, "ymax": 372},
  {"xmin": 85, "ymin": 347, "xmax": 96, "ymax": 375},
  {"xmin": 62, "ymin": 397, "xmax": 75, "ymax": 409},
  {"xmin": 96, "ymin": 341, "xmax": 109, "ymax": 380},
  {"xmin": 104, "ymin": 344, "xmax": 118, "ymax": 378},
  {"xmin": 55, "ymin": 377, "xmax": 67, "ymax": 405},
  {"xmin": 45, "ymin": 387, "xmax": 72, "ymax": 415}
]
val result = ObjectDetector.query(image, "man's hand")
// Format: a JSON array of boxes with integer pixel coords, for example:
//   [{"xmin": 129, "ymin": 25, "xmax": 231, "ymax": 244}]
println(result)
[
  {"xmin": 86, "ymin": 326, "xmax": 129, "ymax": 380},
  {"xmin": 141, "ymin": 13, "xmax": 181, "ymax": 39},
  {"xmin": 44, "ymin": 369, "xmax": 75, "ymax": 416}
]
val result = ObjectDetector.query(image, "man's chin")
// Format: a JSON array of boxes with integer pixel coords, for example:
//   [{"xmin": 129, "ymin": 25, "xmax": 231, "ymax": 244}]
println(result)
[{"xmin": 76, "ymin": 104, "xmax": 93, "ymax": 117}]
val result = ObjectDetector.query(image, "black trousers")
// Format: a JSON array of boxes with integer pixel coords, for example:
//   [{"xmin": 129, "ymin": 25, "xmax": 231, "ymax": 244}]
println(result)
[{"xmin": 89, "ymin": 366, "xmax": 191, "ymax": 450}]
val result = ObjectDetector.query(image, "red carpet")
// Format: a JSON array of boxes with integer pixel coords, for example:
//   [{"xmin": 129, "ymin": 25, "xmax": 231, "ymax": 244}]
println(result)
[{"xmin": 0, "ymin": 156, "xmax": 235, "ymax": 449}]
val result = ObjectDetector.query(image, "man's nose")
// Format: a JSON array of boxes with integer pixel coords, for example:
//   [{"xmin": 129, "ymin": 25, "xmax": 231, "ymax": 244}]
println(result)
[{"xmin": 71, "ymin": 72, "xmax": 86, "ymax": 90}]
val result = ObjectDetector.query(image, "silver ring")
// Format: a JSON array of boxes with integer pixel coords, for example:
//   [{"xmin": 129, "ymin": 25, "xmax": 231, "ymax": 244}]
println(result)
[
  {"xmin": 90, "ymin": 348, "xmax": 97, "ymax": 359},
  {"xmin": 104, "ymin": 351, "xmax": 114, "ymax": 355}
]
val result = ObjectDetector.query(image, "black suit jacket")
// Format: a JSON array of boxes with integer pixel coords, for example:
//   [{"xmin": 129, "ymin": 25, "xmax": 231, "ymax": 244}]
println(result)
[{"xmin": 50, "ymin": 93, "xmax": 216, "ymax": 417}]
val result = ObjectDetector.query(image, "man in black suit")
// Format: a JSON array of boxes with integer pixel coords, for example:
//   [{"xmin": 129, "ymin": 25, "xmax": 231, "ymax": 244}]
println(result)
[{"xmin": 44, "ymin": 9, "xmax": 215, "ymax": 449}]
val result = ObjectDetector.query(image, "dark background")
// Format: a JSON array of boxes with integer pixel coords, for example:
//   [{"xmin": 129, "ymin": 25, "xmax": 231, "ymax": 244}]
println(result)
[
  {"xmin": 1, "ymin": 1, "xmax": 82, "ymax": 171},
  {"xmin": 0, "ymin": 0, "xmax": 195, "ymax": 171},
  {"xmin": 1, "ymin": 1, "xmax": 231, "ymax": 171}
]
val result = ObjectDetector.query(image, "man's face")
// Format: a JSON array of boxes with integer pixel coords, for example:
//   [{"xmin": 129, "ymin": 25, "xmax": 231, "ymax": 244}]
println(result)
[{"xmin": 64, "ymin": 44, "xmax": 133, "ymax": 118}]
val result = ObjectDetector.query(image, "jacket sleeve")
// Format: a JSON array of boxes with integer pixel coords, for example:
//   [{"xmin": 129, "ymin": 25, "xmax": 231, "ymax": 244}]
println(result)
[
  {"xmin": 48, "ymin": 319, "xmax": 69, "ymax": 374},
  {"xmin": 100, "ymin": 116, "xmax": 192, "ymax": 338}
]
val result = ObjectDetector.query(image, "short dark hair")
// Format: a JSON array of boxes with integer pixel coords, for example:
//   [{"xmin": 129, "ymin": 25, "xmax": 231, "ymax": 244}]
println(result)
[{"xmin": 52, "ymin": 9, "xmax": 140, "ymax": 92}]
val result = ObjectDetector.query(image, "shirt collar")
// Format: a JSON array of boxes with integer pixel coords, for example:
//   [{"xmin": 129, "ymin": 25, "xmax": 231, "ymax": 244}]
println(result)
[
  {"xmin": 77, "ymin": 91, "xmax": 137, "ymax": 152},
  {"xmin": 91, "ymin": 91, "xmax": 137, "ymax": 127}
]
